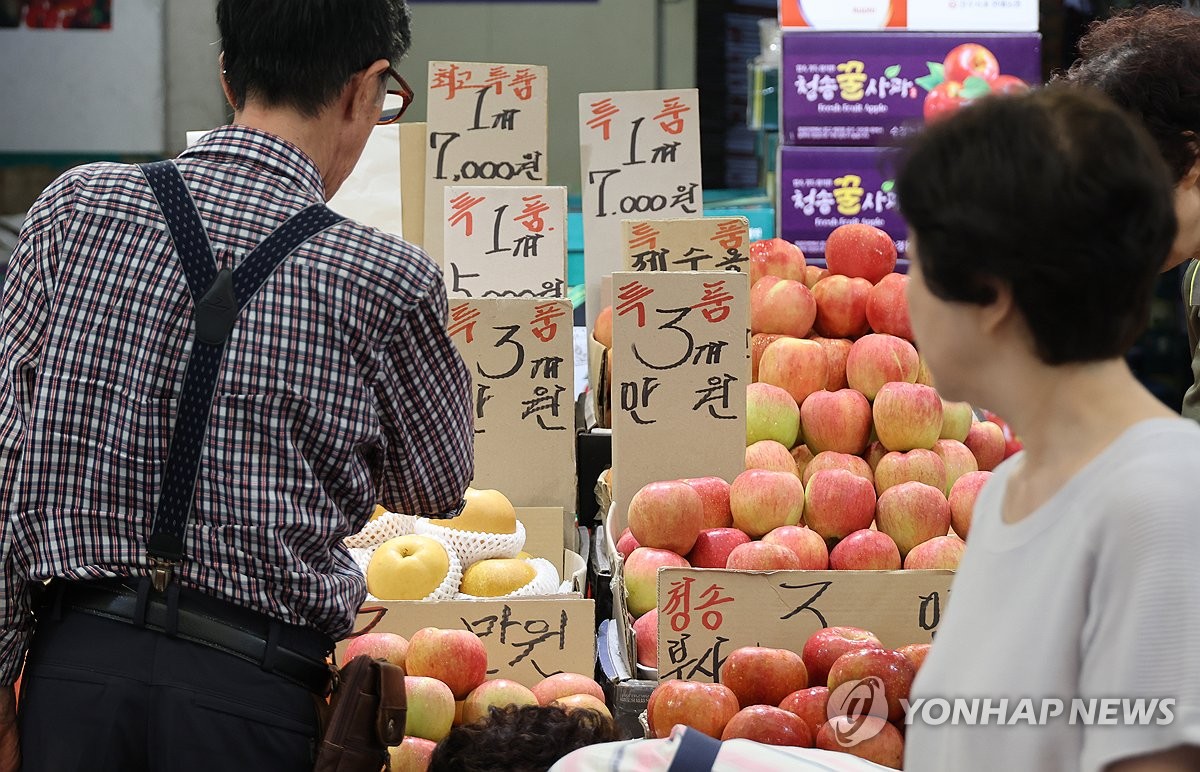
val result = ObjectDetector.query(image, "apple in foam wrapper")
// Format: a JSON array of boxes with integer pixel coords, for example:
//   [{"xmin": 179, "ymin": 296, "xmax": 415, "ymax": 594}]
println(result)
[
  {"xmin": 876, "ymin": 481, "xmax": 951, "ymax": 557},
  {"xmin": 874, "ymin": 448, "xmax": 946, "ymax": 496},
  {"xmin": 624, "ymin": 547, "xmax": 689, "ymax": 617},
  {"xmin": 803, "ymin": 469, "xmax": 876, "ymax": 541},
  {"xmin": 751, "ymin": 276, "xmax": 817, "ymax": 338},
  {"xmin": 406, "ymin": 628, "xmax": 488, "ymax": 700},
  {"xmin": 845, "ymin": 333, "xmax": 919, "ymax": 401},
  {"xmin": 730, "ymin": 469, "xmax": 806, "ymax": 538},
  {"xmin": 829, "ymin": 529, "xmax": 902, "ymax": 571},
  {"xmin": 873, "ymin": 381, "xmax": 943, "ymax": 452},
  {"xmin": 823, "ymin": 223, "xmax": 897, "ymax": 284},
  {"xmin": 758, "ymin": 338, "xmax": 828, "ymax": 405},
  {"xmin": 459, "ymin": 558, "xmax": 537, "ymax": 597},
  {"xmin": 749, "ymin": 237, "xmax": 806, "ymax": 284},
  {"xmin": 627, "ymin": 480, "xmax": 703, "ymax": 555},
  {"xmin": 811, "ymin": 275, "xmax": 872, "ymax": 339},
  {"xmin": 800, "ymin": 388, "xmax": 872, "ymax": 455},
  {"xmin": 746, "ymin": 382, "xmax": 800, "ymax": 448}
]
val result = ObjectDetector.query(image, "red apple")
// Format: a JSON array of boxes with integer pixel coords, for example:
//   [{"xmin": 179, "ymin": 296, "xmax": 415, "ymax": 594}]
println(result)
[
  {"xmin": 403, "ymin": 675, "xmax": 456, "ymax": 741},
  {"xmin": 746, "ymin": 439, "xmax": 803, "ymax": 476},
  {"xmin": 802, "ymin": 451, "xmax": 873, "ymax": 487},
  {"xmin": 552, "ymin": 693, "xmax": 612, "ymax": 719},
  {"xmin": 751, "ymin": 276, "xmax": 817, "ymax": 338},
  {"xmin": 752, "ymin": 333, "xmax": 793, "ymax": 382},
  {"xmin": 804, "ymin": 265, "xmax": 830, "ymax": 289},
  {"xmin": 864, "ymin": 441, "xmax": 887, "ymax": 472},
  {"xmin": 904, "ymin": 534, "xmax": 965, "ymax": 570},
  {"xmin": 749, "ymin": 237, "xmax": 807, "ymax": 285},
  {"xmin": 730, "ymin": 469, "xmax": 806, "ymax": 538},
  {"xmin": 800, "ymin": 388, "xmax": 871, "ymax": 456},
  {"xmin": 722, "ymin": 705, "xmax": 813, "ymax": 747},
  {"xmin": 865, "ymin": 272, "xmax": 913, "ymax": 341},
  {"xmin": 810, "ymin": 335, "xmax": 853, "ymax": 391},
  {"xmin": 531, "ymin": 672, "xmax": 607, "ymax": 707},
  {"xmin": 816, "ymin": 716, "xmax": 905, "ymax": 768},
  {"xmin": 344, "ymin": 632, "xmax": 408, "ymax": 668},
  {"xmin": 830, "ymin": 529, "xmax": 902, "ymax": 571},
  {"xmin": 747, "ymin": 382, "xmax": 801, "ymax": 448},
  {"xmin": 791, "ymin": 444, "xmax": 815, "ymax": 480},
  {"xmin": 779, "ymin": 686, "xmax": 830, "ymax": 740},
  {"xmin": 615, "ymin": 527, "xmax": 640, "ymax": 560},
  {"xmin": 462, "ymin": 679, "xmax": 538, "ymax": 726},
  {"xmin": 964, "ymin": 421, "xmax": 1005, "ymax": 471},
  {"xmin": 943, "ymin": 42, "xmax": 1000, "ymax": 84},
  {"xmin": 896, "ymin": 643, "xmax": 931, "ymax": 674},
  {"xmin": 406, "ymin": 628, "xmax": 488, "ymax": 700},
  {"xmin": 648, "ymin": 680, "xmax": 740, "ymax": 739},
  {"xmin": 845, "ymin": 333, "xmax": 919, "ymax": 401},
  {"xmin": 916, "ymin": 354, "xmax": 935, "ymax": 387},
  {"xmin": 931, "ymin": 438, "xmax": 978, "ymax": 495},
  {"xmin": 949, "ymin": 470, "xmax": 992, "ymax": 539},
  {"xmin": 726, "ymin": 541, "xmax": 803, "ymax": 570},
  {"xmin": 687, "ymin": 527, "xmax": 752, "ymax": 569},
  {"xmin": 634, "ymin": 608, "xmax": 659, "ymax": 669},
  {"xmin": 721, "ymin": 646, "xmax": 810, "ymax": 708},
  {"xmin": 875, "ymin": 449, "xmax": 947, "ymax": 496},
  {"xmin": 827, "ymin": 648, "xmax": 916, "ymax": 722},
  {"xmin": 824, "ymin": 224, "xmax": 897, "ymax": 284},
  {"xmin": 628, "ymin": 480, "xmax": 704, "ymax": 555},
  {"xmin": 759, "ymin": 337, "xmax": 828, "ymax": 406},
  {"xmin": 804, "ymin": 469, "xmax": 876, "ymax": 541},
  {"xmin": 876, "ymin": 481, "xmax": 951, "ymax": 557},
  {"xmin": 389, "ymin": 736, "xmax": 437, "ymax": 772},
  {"xmin": 624, "ymin": 547, "xmax": 690, "ymax": 617},
  {"xmin": 939, "ymin": 399, "xmax": 974, "ymax": 443},
  {"xmin": 593, "ymin": 305, "xmax": 613, "ymax": 349},
  {"xmin": 991, "ymin": 73, "xmax": 1029, "ymax": 94},
  {"xmin": 681, "ymin": 476, "xmax": 733, "ymax": 530},
  {"xmin": 811, "ymin": 275, "xmax": 872, "ymax": 339},
  {"xmin": 763, "ymin": 525, "xmax": 830, "ymax": 570},
  {"xmin": 924, "ymin": 79, "xmax": 966, "ymax": 122},
  {"xmin": 801, "ymin": 627, "xmax": 883, "ymax": 694},
  {"xmin": 873, "ymin": 381, "xmax": 943, "ymax": 452}
]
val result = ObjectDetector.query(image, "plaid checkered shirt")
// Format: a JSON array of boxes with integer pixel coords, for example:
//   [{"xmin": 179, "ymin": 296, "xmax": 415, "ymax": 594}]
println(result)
[{"xmin": 0, "ymin": 125, "xmax": 475, "ymax": 684}]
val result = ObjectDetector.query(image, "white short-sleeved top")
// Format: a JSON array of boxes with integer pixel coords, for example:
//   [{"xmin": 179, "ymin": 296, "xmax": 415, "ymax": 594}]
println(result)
[{"xmin": 905, "ymin": 418, "xmax": 1200, "ymax": 772}]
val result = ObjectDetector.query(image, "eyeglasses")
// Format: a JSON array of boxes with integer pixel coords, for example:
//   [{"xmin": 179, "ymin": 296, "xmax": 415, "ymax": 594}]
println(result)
[{"xmin": 378, "ymin": 67, "xmax": 414, "ymax": 125}]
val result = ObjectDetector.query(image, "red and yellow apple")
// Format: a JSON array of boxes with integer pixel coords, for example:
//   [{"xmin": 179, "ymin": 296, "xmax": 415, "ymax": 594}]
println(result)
[
  {"xmin": 816, "ymin": 716, "xmax": 904, "ymax": 768},
  {"xmin": 965, "ymin": 420, "xmax": 1006, "ymax": 471},
  {"xmin": 624, "ymin": 547, "xmax": 690, "ymax": 617},
  {"xmin": 827, "ymin": 648, "xmax": 917, "ymax": 722},
  {"xmin": 803, "ymin": 469, "xmax": 876, "ymax": 541},
  {"xmin": 824, "ymin": 223, "xmax": 897, "ymax": 284},
  {"xmin": 647, "ymin": 680, "xmax": 740, "ymax": 739},
  {"xmin": 722, "ymin": 705, "xmax": 814, "ymax": 747},
  {"xmin": 531, "ymin": 672, "xmax": 607, "ymax": 707},
  {"xmin": 344, "ymin": 632, "xmax": 408, "ymax": 668},
  {"xmin": 751, "ymin": 276, "xmax": 817, "ymax": 338},
  {"xmin": 873, "ymin": 381, "xmax": 943, "ymax": 452},
  {"xmin": 746, "ymin": 440, "xmax": 802, "ymax": 476},
  {"xmin": 874, "ymin": 449, "xmax": 947, "ymax": 496},
  {"xmin": 829, "ymin": 529, "xmax": 902, "ymax": 571},
  {"xmin": 681, "ymin": 476, "xmax": 733, "ymax": 530},
  {"xmin": 406, "ymin": 628, "xmax": 488, "ymax": 700},
  {"xmin": 726, "ymin": 541, "xmax": 802, "ymax": 571},
  {"xmin": 628, "ymin": 480, "xmax": 704, "ymax": 555},
  {"xmin": 403, "ymin": 675, "xmax": 456, "ymax": 741},
  {"xmin": 552, "ymin": 693, "xmax": 612, "ymax": 719},
  {"xmin": 904, "ymin": 534, "xmax": 965, "ymax": 569},
  {"xmin": 932, "ymin": 438, "xmax": 979, "ymax": 495},
  {"xmin": 779, "ymin": 686, "xmax": 830, "ymax": 740},
  {"xmin": 687, "ymin": 527, "xmax": 752, "ymax": 569},
  {"xmin": 876, "ymin": 481, "xmax": 951, "ymax": 557},
  {"xmin": 747, "ymin": 382, "xmax": 801, "ymax": 448},
  {"xmin": 730, "ymin": 469, "xmax": 806, "ymax": 538},
  {"xmin": 802, "ymin": 627, "xmax": 883, "ymax": 688},
  {"xmin": 865, "ymin": 273, "xmax": 913, "ymax": 341},
  {"xmin": 749, "ymin": 237, "xmax": 807, "ymax": 285},
  {"xmin": 811, "ymin": 275, "xmax": 873, "ymax": 339},
  {"xmin": 762, "ymin": 525, "xmax": 830, "ymax": 570},
  {"xmin": 759, "ymin": 338, "xmax": 828, "ymax": 405},
  {"xmin": 389, "ymin": 736, "xmax": 437, "ymax": 772},
  {"xmin": 949, "ymin": 470, "xmax": 992, "ymax": 539},
  {"xmin": 939, "ymin": 400, "xmax": 974, "ymax": 443},
  {"xmin": 809, "ymin": 335, "xmax": 853, "ymax": 391},
  {"xmin": 461, "ymin": 679, "xmax": 538, "ymax": 726},
  {"xmin": 845, "ymin": 333, "xmax": 919, "ymax": 400},
  {"xmin": 800, "ymin": 388, "xmax": 872, "ymax": 456},
  {"xmin": 802, "ymin": 451, "xmax": 873, "ymax": 487},
  {"xmin": 634, "ymin": 608, "xmax": 659, "ymax": 668}
]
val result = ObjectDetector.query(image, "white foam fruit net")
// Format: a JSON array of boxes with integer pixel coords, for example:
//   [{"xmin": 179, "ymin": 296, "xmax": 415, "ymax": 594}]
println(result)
[
  {"xmin": 351, "ymin": 534, "xmax": 463, "ymax": 602},
  {"xmin": 413, "ymin": 518, "xmax": 527, "ymax": 567},
  {"xmin": 454, "ymin": 557, "xmax": 562, "ymax": 600},
  {"xmin": 344, "ymin": 511, "xmax": 416, "ymax": 549}
]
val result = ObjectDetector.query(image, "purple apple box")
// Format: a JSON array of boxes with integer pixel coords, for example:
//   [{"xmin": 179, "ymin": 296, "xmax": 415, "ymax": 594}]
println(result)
[
  {"xmin": 778, "ymin": 145, "xmax": 908, "ymax": 269},
  {"xmin": 781, "ymin": 32, "xmax": 1042, "ymax": 146}
]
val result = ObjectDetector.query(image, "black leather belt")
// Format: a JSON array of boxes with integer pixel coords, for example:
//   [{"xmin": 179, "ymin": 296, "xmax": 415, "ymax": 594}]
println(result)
[{"xmin": 36, "ymin": 579, "xmax": 335, "ymax": 696}]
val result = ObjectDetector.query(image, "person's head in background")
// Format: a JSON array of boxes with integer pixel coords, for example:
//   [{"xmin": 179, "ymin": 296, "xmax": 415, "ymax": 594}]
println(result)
[
  {"xmin": 1059, "ymin": 5, "xmax": 1200, "ymax": 271},
  {"xmin": 214, "ymin": 0, "xmax": 413, "ymax": 198},
  {"xmin": 428, "ymin": 704, "xmax": 622, "ymax": 772},
  {"xmin": 895, "ymin": 86, "xmax": 1177, "ymax": 411}
]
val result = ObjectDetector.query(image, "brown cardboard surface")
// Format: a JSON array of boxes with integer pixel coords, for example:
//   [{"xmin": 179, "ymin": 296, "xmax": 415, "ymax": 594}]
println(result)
[
  {"xmin": 399, "ymin": 122, "xmax": 427, "ymax": 247},
  {"xmin": 654, "ymin": 568, "xmax": 954, "ymax": 682},
  {"xmin": 443, "ymin": 185, "xmax": 567, "ymax": 299},
  {"xmin": 448, "ymin": 298, "xmax": 576, "ymax": 513},
  {"xmin": 342, "ymin": 595, "xmax": 594, "ymax": 687},
  {"xmin": 621, "ymin": 217, "xmax": 750, "ymax": 273},
  {"xmin": 424, "ymin": 62, "xmax": 549, "ymax": 266},
  {"xmin": 609, "ymin": 270, "xmax": 750, "ymax": 520},
  {"xmin": 579, "ymin": 89, "xmax": 703, "ymax": 327},
  {"xmin": 518, "ymin": 506, "xmax": 567, "ymax": 576}
]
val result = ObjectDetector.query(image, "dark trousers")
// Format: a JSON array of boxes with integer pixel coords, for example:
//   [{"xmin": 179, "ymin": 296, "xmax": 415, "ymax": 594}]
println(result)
[{"xmin": 18, "ymin": 607, "xmax": 320, "ymax": 771}]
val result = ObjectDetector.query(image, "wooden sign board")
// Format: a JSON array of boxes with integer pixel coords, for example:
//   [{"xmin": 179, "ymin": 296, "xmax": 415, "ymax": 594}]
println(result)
[
  {"xmin": 609, "ymin": 271, "xmax": 750, "ymax": 520},
  {"xmin": 448, "ymin": 298, "xmax": 575, "ymax": 513},
  {"xmin": 344, "ymin": 596, "xmax": 595, "ymax": 687},
  {"xmin": 621, "ymin": 217, "xmax": 750, "ymax": 273},
  {"xmin": 579, "ymin": 89, "xmax": 703, "ymax": 325},
  {"xmin": 655, "ymin": 568, "xmax": 954, "ymax": 682},
  {"xmin": 425, "ymin": 62, "xmax": 549, "ymax": 266},
  {"xmin": 518, "ymin": 506, "xmax": 568, "ymax": 577},
  {"xmin": 444, "ymin": 185, "xmax": 567, "ymax": 299},
  {"xmin": 400, "ymin": 122, "xmax": 427, "ymax": 247}
]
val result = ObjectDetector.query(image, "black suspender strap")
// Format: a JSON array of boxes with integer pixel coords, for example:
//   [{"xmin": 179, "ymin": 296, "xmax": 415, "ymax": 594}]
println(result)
[
  {"xmin": 665, "ymin": 727, "xmax": 722, "ymax": 772},
  {"xmin": 139, "ymin": 160, "xmax": 345, "ymax": 592}
]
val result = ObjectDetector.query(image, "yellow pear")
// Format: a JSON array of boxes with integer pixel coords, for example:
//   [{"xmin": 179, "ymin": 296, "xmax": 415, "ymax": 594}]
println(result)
[
  {"xmin": 438, "ymin": 488, "xmax": 517, "ymax": 534},
  {"xmin": 516, "ymin": 551, "xmax": 535, "ymax": 560},
  {"xmin": 367, "ymin": 535, "xmax": 450, "ymax": 600},
  {"xmin": 370, "ymin": 504, "xmax": 388, "ymax": 521},
  {"xmin": 459, "ymin": 559, "xmax": 536, "ymax": 597}
]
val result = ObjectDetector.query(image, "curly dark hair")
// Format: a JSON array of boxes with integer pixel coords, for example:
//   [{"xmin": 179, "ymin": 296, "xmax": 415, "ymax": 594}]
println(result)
[
  {"xmin": 1058, "ymin": 5, "xmax": 1200, "ymax": 182},
  {"xmin": 428, "ymin": 704, "xmax": 622, "ymax": 772}
]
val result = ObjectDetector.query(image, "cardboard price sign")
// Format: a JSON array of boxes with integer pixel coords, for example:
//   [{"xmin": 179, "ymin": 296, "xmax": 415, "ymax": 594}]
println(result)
[
  {"xmin": 444, "ymin": 185, "xmax": 567, "ymax": 299},
  {"xmin": 654, "ymin": 568, "xmax": 954, "ymax": 683},
  {"xmin": 425, "ymin": 61, "xmax": 549, "ymax": 265},
  {"xmin": 610, "ymin": 271, "xmax": 749, "ymax": 519},
  {"xmin": 448, "ymin": 298, "xmax": 575, "ymax": 513},
  {"xmin": 622, "ymin": 217, "xmax": 750, "ymax": 274},
  {"xmin": 579, "ymin": 89, "xmax": 703, "ymax": 325}
]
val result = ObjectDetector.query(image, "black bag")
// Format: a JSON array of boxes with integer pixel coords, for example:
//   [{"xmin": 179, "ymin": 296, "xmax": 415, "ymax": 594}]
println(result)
[{"xmin": 314, "ymin": 655, "xmax": 407, "ymax": 772}]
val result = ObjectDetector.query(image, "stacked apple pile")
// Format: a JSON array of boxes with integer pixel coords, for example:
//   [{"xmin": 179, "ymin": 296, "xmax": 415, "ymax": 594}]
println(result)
[
  {"xmin": 646, "ymin": 626, "xmax": 929, "ymax": 768},
  {"xmin": 345, "ymin": 627, "xmax": 610, "ymax": 772}
]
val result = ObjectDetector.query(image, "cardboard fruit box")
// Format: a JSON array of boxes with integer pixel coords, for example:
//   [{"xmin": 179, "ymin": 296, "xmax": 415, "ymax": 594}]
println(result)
[{"xmin": 780, "ymin": 32, "xmax": 1042, "ymax": 146}]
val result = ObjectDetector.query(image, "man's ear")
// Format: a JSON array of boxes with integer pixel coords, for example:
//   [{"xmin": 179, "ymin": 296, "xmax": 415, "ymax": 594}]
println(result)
[
  {"xmin": 345, "ymin": 59, "xmax": 390, "ymax": 123},
  {"xmin": 978, "ymin": 280, "xmax": 1015, "ymax": 337},
  {"xmin": 1180, "ymin": 132, "xmax": 1200, "ymax": 190},
  {"xmin": 219, "ymin": 52, "xmax": 237, "ymax": 110}
]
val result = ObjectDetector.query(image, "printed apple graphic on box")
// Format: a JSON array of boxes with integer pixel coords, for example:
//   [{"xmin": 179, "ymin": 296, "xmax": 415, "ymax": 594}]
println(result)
[{"xmin": 917, "ymin": 43, "xmax": 1030, "ymax": 122}]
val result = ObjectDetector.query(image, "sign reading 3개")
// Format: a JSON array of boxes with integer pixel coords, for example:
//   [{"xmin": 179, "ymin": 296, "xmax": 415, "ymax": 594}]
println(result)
[
  {"xmin": 609, "ymin": 271, "xmax": 750, "ymax": 520},
  {"xmin": 654, "ymin": 568, "xmax": 954, "ymax": 683},
  {"xmin": 448, "ymin": 298, "xmax": 576, "ymax": 513},
  {"xmin": 444, "ymin": 185, "xmax": 567, "ymax": 299},
  {"xmin": 425, "ymin": 61, "xmax": 549, "ymax": 266},
  {"xmin": 622, "ymin": 217, "xmax": 750, "ymax": 274},
  {"xmin": 579, "ymin": 89, "xmax": 703, "ymax": 325}
]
